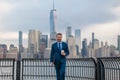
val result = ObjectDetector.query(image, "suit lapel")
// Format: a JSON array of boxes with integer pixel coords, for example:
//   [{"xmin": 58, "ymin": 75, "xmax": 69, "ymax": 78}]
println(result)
[
  {"xmin": 55, "ymin": 42, "xmax": 59, "ymax": 51},
  {"xmin": 61, "ymin": 42, "xmax": 63, "ymax": 50},
  {"xmin": 62, "ymin": 42, "xmax": 66, "ymax": 50}
]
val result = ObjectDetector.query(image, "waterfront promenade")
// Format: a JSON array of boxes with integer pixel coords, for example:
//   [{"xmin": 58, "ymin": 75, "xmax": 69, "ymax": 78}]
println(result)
[{"xmin": 0, "ymin": 57, "xmax": 120, "ymax": 80}]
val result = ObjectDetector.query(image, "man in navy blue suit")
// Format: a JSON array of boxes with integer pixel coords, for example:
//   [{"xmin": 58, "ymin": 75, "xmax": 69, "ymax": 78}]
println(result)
[{"xmin": 50, "ymin": 33, "xmax": 70, "ymax": 80}]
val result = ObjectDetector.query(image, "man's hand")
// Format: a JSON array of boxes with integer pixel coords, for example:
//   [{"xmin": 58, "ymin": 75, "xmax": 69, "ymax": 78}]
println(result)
[
  {"xmin": 61, "ymin": 50, "xmax": 65, "ymax": 56},
  {"xmin": 50, "ymin": 62, "xmax": 54, "ymax": 66}
]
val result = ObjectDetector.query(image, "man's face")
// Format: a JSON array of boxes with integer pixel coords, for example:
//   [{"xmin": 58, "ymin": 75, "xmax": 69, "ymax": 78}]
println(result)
[{"xmin": 56, "ymin": 35, "xmax": 62, "ymax": 42}]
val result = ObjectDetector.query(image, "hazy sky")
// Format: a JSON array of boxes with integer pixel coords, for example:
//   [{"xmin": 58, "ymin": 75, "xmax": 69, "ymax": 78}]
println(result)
[{"xmin": 0, "ymin": 0, "xmax": 120, "ymax": 47}]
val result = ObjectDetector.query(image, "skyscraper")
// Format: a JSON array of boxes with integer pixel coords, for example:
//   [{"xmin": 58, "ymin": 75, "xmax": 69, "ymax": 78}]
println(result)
[
  {"xmin": 104, "ymin": 42, "xmax": 110, "ymax": 57},
  {"xmin": 82, "ymin": 39, "xmax": 88, "ymax": 57},
  {"xmin": 92, "ymin": 33, "xmax": 95, "ymax": 49},
  {"xmin": 118, "ymin": 35, "xmax": 120, "ymax": 53},
  {"xmin": 67, "ymin": 35, "xmax": 77, "ymax": 58},
  {"xmin": 66, "ymin": 26, "xmax": 72, "ymax": 41},
  {"xmin": 39, "ymin": 35, "xmax": 48, "ymax": 58},
  {"xmin": 28, "ymin": 30, "xmax": 41, "ymax": 54},
  {"xmin": 0, "ymin": 44, "xmax": 7, "ymax": 58},
  {"xmin": 40, "ymin": 35, "xmax": 48, "ymax": 48},
  {"xmin": 94, "ymin": 39, "xmax": 99, "ymax": 50},
  {"xmin": 50, "ymin": 0, "xmax": 57, "ymax": 33},
  {"xmin": 94, "ymin": 39, "xmax": 99, "ymax": 57},
  {"xmin": 49, "ymin": 0, "xmax": 57, "ymax": 47},
  {"xmin": 99, "ymin": 41, "xmax": 104, "ymax": 57},
  {"xmin": 19, "ymin": 31, "xmax": 23, "ymax": 53},
  {"xmin": 66, "ymin": 27, "xmax": 77, "ymax": 58},
  {"xmin": 75, "ymin": 29, "xmax": 81, "ymax": 52},
  {"xmin": 88, "ymin": 42, "xmax": 93, "ymax": 57}
]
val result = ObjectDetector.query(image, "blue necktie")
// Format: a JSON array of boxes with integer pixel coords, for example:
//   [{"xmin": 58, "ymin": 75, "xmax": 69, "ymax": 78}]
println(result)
[{"xmin": 59, "ymin": 42, "xmax": 61, "ymax": 50}]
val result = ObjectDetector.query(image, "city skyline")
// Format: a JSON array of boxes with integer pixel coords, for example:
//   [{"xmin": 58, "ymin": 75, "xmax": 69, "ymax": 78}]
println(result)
[
  {"xmin": 0, "ymin": 0, "xmax": 120, "ymax": 47},
  {"xmin": 0, "ymin": 29, "xmax": 120, "ymax": 58}
]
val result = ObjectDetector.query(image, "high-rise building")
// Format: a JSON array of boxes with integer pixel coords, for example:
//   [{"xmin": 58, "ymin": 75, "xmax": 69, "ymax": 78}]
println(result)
[
  {"xmin": 81, "ymin": 39, "xmax": 88, "ymax": 57},
  {"xmin": 76, "ymin": 45, "xmax": 79, "ymax": 55},
  {"xmin": 0, "ymin": 47, "xmax": 4, "ymax": 58},
  {"xmin": 88, "ymin": 42, "xmax": 93, "ymax": 57},
  {"xmin": 6, "ymin": 49, "xmax": 18, "ymax": 59},
  {"xmin": 110, "ymin": 45, "xmax": 117, "ymax": 56},
  {"xmin": 28, "ymin": 30, "xmax": 41, "ymax": 54},
  {"xmin": 0, "ymin": 44, "xmax": 7, "ymax": 58},
  {"xmin": 40, "ymin": 35, "xmax": 48, "ymax": 48},
  {"xmin": 66, "ymin": 26, "xmax": 72, "ymax": 41},
  {"xmin": 49, "ymin": 0, "xmax": 57, "ymax": 47},
  {"xmin": 94, "ymin": 39, "xmax": 99, "ymax": 57},
  {"xmin": 117, "ymin": 35, "xmax": 120, "ymax": 53},
  {"xmin": 94, "ymin": 39, "xmax": 99, "ymax": 49},
  {"xmin": 65, "ymin": 27, "xmax": 77, "ymax": 58},
  {"xmin": 101, "ymin": 41, "xmax": 104, "ymax": 48},
  {"xmin": 75, "ymin": 29, "xmax": 81, "ymax": 51},
  {"xmin": 19, "ymin": 31, "xmax": 23, "ymax": 53},
  {"xmin": 50, "ymin": 0, "xmax": 57, "ymax": 34},
  {"xmin": 100, "ymin": 42, "xmax": 110, "ymax": 57},
  {"xmin": 9, "ymin": 45, "xmax": 18, "ymax": 54},
  {"xmin": 92, "ymin": 33, "xmax": 95, "ymax": 49},
  {"xmin": 9, "ymin": 44, "xmax": 15, "ymax": 50},
  {"xmin": 44, "ymin": 48, "xmax": 51, "ymax": 58},
  {"xmin": 67, "ymin": 35, "xmax": 77, "ymax": 58},
  {"xmin": 104, "ymin": 42, "xmax": 110, "ymax": 57},
  {"xmin": 98, "ymin": 41, "xmax": 104, "ymax": 57},
  {"xmin": 39, "ymin": 35, "xmax": 48, "ymax": 58}
]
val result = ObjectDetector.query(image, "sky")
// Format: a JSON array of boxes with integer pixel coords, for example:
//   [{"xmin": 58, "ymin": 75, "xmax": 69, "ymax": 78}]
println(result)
[{"xmin": 0, "ymin": 0, "xmax": 120, "ymax": 48}]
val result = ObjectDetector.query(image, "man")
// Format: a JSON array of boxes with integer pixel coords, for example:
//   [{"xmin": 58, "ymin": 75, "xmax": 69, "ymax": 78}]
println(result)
[{"xmin": 50, "ymin": 33, "xmax": 70, "ymax": 80}]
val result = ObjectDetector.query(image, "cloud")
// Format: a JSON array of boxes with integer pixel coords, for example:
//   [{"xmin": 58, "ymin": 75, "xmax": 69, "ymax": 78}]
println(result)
[
  {"xmin": 0, "ymin": 32, "xmax": 28, "ymax": 47},
  {"xmin": 57, "ymin": 0, "xmax": 120, "ymax": 32},
  {"xmin": 0, "ymin": 1, "xmax": 14, "ymax": 13},
  {"xmin": 0, "ymin": 32, "xmax": 27, "ymax": 39},
  {"xmin": 111, "ymin": 6, "xmax": 120, "ymax": 18},
  {"xmin": 0, "ymin": 0, "xmax": 120, "ymax": 32},
  {"xmin": 0, "ymin": 0, "xmax": 120, "ymax": 47},
  {"xmin": 0, "ymin": 0, "xmax": 51, "ymax": 32},
  {"xmin": 81, "ymin": 21, "xmax": 120, "ymax": 46}
]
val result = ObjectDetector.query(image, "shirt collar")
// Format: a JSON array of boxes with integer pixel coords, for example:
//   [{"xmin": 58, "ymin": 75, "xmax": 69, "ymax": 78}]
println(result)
[{"xmin": 57, "ymin": 41, "xmax": 62, "ymax": 43}]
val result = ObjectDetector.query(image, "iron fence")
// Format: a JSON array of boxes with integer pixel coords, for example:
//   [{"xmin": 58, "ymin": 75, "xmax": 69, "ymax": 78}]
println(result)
[
  {"xmin": 0, "ymin": 57, "xmax": 120, "ymax": 80},
  {"xmin": 22, "ymin": 58, "xmax": 97, "ymax": 80},
  {"xmin": 0, "ymin": 58, "xmax": 15, "ymax": 80},
  {"xmin": 97, "ymin": 57, "xmax": 120, "ymax": 80}
]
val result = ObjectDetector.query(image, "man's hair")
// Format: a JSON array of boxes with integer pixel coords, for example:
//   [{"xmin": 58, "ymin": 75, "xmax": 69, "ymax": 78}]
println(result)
[{"xmin": 56, "ymin": 33, "xmax": 62, "ymax": 36}]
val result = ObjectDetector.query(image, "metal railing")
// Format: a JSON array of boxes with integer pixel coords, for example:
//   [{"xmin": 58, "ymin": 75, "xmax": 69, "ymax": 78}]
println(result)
[
  {"xmin": 97, "ymin": 57, "xmax": 120, "ymax": 80},
  {"xmin": 22, "ymin": 58, "xmax": 97, "ymax": 80},
  {"xmin": 0, "ymin": 59, "xmax": 15, "ymax": 80},
  {"xmin": 0, "ymin": 57, "xmax": 120, "ymax": 80}
]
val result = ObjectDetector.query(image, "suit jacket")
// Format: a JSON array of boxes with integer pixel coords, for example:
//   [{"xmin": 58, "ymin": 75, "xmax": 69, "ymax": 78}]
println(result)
[{"xmin": 50, "ymin": 42, "xmax": 69, "ymax": 64}]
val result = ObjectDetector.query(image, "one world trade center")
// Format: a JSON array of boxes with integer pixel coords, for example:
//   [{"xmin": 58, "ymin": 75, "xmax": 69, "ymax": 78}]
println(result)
[{"xmin": 49, "ymin": 0, "xmax": 57, "ymax": 47}]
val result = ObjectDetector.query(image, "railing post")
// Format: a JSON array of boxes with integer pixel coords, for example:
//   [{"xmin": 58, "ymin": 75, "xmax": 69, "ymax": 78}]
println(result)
[
  {"xmin": 97, "ymin": 58, "xmax": 105, "ymax": 80},
  {"xmin": 12, "ymin": 59, "xmax": 15, "ymax": 80},
  {"xmin": 91, "ymin": 58, "xmax": 97, "ymax": 80},
  {"xmin": 16, "ymin": 60, "xmax": 21, "ymax": 80},
  {"xmin": 16, "ymin": 52, "xmax": 21, "ymax": 80}
]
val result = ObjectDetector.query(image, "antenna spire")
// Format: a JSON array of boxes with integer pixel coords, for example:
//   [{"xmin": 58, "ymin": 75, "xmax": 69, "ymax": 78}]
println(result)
[{"xmin": 53, "ymin": 0, "xmax": 55, "ymax": 9}]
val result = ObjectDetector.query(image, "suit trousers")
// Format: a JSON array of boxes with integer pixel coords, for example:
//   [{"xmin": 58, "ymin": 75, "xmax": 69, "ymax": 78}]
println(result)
[{"xmin": 55, "ymin": 62, "xmax": 66, "ymax": 80}]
